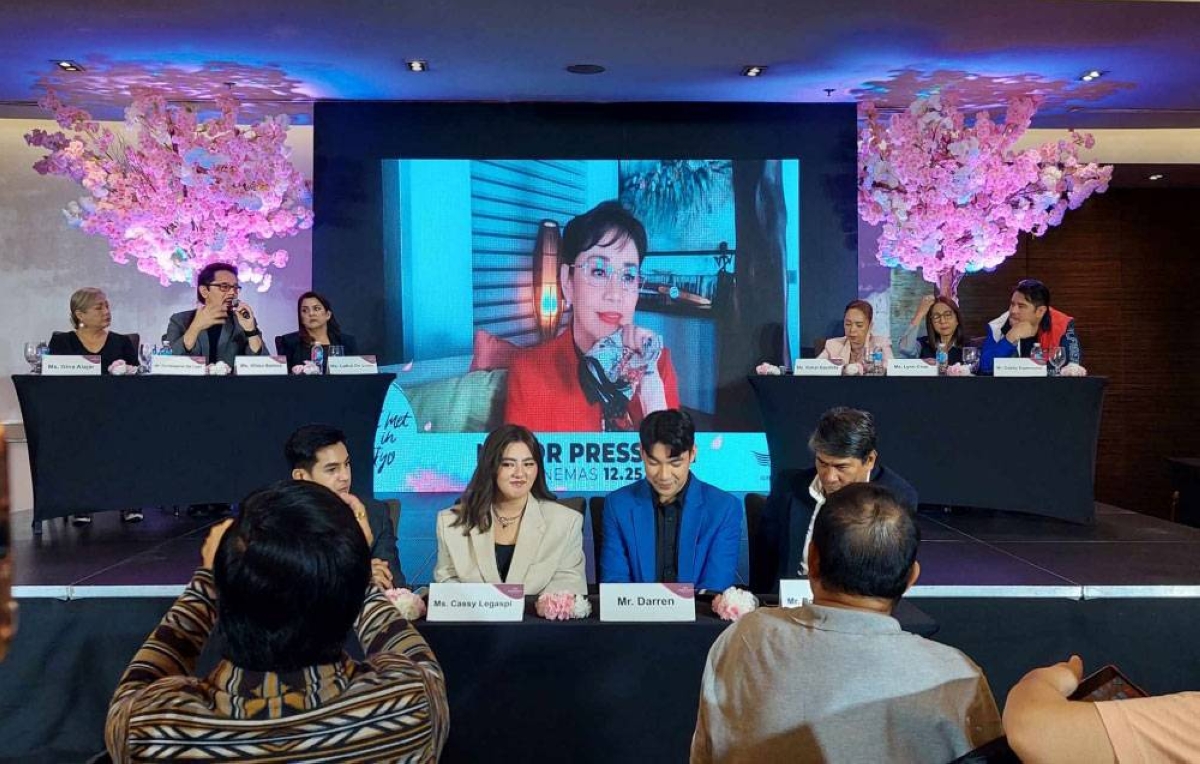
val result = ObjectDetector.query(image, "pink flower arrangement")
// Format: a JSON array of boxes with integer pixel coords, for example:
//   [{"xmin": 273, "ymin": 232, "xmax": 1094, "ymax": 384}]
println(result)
[
  {"xmin": 945, "ymin": 363, "xmax": 973, "ymax": 377},
  {"xmin": 107, "ymin": 359, "xmax": 138, "ymax": 375},
  {"xmin": 206, "ymin": 361, "xmax": 231, "ymax": 376},
  {"xmin": 535, "ymin": 591, "xmax": 592, "ymax": 621},
  {"xmin": 712, "ymin": 587, "xmax": 758, "ymax": 622},
  {"xmin": 755, "ymin": 362, "xmax": 783, "ymax": 376},
  {"xmin": 291, "ymin": 361, "xmax": 321, "ymax": 375},
  {"xmin": 384, "ymin": 588, "xmax": 427, "ymax": 620},
  {"xmin": 24, "ymin": 89, "xmax": 312, "ymax": 290},
  {"xmin": 1060, "ymin": 362, "xmax": 1088, "ymax": 377},
  {"xmin": 858, "ymin": 94, "xmax": 1111, "ymax": 298}
]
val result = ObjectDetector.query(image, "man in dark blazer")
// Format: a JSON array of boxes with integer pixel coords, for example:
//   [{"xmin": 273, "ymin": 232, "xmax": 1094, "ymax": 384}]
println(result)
[
  {"xmin": 285, "ymin": 424, "xmax": 405, "ymax": 589},
  {"xmin": 752, "ymin": 406, "xmax": 918, "ymax": 594},
  {"xmin": 600, "ymin": 409, "xmax": 742, "ymax": 591},
  {"xmin": 164, "ymin": 262, "xmax": 266, "ymax": 366}
]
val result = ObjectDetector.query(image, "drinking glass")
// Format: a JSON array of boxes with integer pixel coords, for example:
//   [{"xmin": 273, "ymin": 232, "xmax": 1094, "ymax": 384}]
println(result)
[
  {"xmin": 23, "ymin": 342, "xmax": 43, "ymax": 373},
  {"xmin": 1049, "ymin": 346, "xmax": 1067, "ymax": 376},
  {"xmin": 962, "ymin": 346, "xmax": 980, "ymax": 374},
  {"xmin": 329, "ymin": 345, "xmax": 345, "ymax": 357},
  {"xmin": 138, "ymin": 344, "xmax": 152, "ymax": 374}
]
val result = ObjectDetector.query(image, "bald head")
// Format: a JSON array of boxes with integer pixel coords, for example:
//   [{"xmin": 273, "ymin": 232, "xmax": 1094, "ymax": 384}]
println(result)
[{"xmin": 811, "ymin": 482, "xmax": 919, "ymax": 601}]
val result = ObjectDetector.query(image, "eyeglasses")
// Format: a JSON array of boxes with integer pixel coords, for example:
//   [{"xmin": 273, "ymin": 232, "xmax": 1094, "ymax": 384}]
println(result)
[
  {"xmin": 207, "ymin": 282, "xmax": 242, "ymax": 293},
  {"xmin": 930, "ymin": 311, "xmax": 955, "ymax": 321},
  {"xmin": 568, "ymin": 257, "xmax": 643, "ymax": 292}
]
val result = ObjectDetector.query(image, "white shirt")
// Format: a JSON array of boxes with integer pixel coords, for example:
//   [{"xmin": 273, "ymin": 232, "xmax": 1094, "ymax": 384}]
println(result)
[{"xmin": 799, "ymin": 474, "xmax": 827, "ymax": 576}]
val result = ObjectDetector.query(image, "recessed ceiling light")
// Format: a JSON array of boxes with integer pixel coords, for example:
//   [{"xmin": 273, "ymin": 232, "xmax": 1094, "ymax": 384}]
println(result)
[
  {"xmin": 54, "ymin": 60, "xmax": 84, "ymax": 72},
  {"xmin": 1148, "ymin": 174, "xmax": 1165, "ymax": 181},
  {"xmin": 406, "ymin": 59, "xmax": 429, "ymax": 73},
  {"xmin": 742, "ymin": 65, "xmax": 767, "ymax": 78},
  {"xmin": 566, "ymin": 64, "xmax": 605, "ymax": 75},
  {"xmin": 1080, "ymin": 69, "xmax": 1103, "ymax": 82}
]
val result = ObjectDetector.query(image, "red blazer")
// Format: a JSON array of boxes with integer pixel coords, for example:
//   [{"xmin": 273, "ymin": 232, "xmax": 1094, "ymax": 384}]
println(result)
[{"xmin": 503, "ymin": 330, "xmax": 680, "ymax": 432}]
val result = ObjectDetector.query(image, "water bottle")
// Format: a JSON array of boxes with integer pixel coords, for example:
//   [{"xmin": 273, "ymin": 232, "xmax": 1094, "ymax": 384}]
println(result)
[
  {"xmin": 871, "ymin": 347, "xmax": 884, "ymax": 376},
  {"xmin": 311, "ymin": 344, "xmax": 325, "ymax": 373},
  {"xmin": 936, "ymin": 347, "xmax": 948, "ymax": 375},
  {"xmin": 1030, "ymin": 342, "xmax": 1044, "ymax": 365}
]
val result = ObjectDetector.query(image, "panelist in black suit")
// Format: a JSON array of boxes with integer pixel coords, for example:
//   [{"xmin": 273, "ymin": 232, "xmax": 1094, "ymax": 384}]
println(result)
[
  {"xmin": 753, "ymin": 407, "xmax": 918, "ymax": 593},
  {"xmin": 275, "ymin": 291, "xmax": 357, "ymax": 369}
]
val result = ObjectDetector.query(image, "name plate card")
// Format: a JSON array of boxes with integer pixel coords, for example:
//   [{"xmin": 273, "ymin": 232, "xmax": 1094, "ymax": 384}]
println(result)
[
  {"xmin": 600, "ymin": 583, "xmax": 695, "ymax": 622},
  {"xmin": 234, "ymin": 355, "xmax": 288, "ymax": 376},
  {"xmin": 327, "ymin": 355, "xmax": 379, "ymax": 375},
  {"xmin": 42, "ymin": 355, "xmax": 101, "ymax": 376},
  {"xmin": 994, "ymin": 358, "xmax": 1047, "ymax": 378},
  {"xmin": 887, "ymin": 358, "xmax": 938, "ymax": 377},
  {"xmin": 426, "ymin": 583, "xmax": 525, "ymax": 622},
  {"xmin": 779, "ymin": 579, "xmax": 815, "ymax": 608},
  {"xmin": 792, "ymin": 359, "xmax": 842, "ymax": 377},
  {"xmin": 151, "ymin": 355, "xmax": 208, "ymax": 376}
]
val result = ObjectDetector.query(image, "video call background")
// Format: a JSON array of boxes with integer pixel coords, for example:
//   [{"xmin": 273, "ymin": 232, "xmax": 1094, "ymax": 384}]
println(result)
[{"xmin": 312, "ymin": 102, "xmax": 857, "ymax": 575}]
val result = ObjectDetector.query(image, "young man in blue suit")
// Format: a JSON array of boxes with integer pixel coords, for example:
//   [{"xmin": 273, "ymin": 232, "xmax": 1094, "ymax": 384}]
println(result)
[{"xmin": 599, "ymin": 409, "xmax": 742, "ymax": 591}]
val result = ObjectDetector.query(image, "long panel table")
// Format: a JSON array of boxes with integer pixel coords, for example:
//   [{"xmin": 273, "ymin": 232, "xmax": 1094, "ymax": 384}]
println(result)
[
  {"xmin": 12, "ymin": 374, "xmax": 395, "ymax": 522},
  {"xmin": 749, "ymin": 375, "xmax": 1107, "ymax": 523}
]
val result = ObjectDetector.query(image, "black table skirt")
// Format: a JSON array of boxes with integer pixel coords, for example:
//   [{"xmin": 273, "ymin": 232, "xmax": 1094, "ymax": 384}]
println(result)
[
  {"xmin": 416, "ymin": 596, "xmax": 935, "ymax": 763},
  {"xmin": 749, "ymin": 376, "xmax": 1107, "ymax": 523},
  {"xmin": 13, "ymin": 374, "xmax": 395, "ymax": 520}
]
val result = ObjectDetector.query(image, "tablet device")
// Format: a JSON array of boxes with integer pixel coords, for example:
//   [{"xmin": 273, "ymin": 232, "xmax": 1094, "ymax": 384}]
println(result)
[{"xmin": 1069, "ymin": 664, "xmax": 1148, "ymax": 702}]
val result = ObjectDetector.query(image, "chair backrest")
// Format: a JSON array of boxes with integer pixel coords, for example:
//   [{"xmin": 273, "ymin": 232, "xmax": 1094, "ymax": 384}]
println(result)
[
  {"xmin": 274, "ymin": 335, "xmax": 286, "ymax": 356},
  {"xmin": 126, "ymin": 332, "xmax": 140, "ymax": 350},
  {"xmin": 558, "ymin": 496, "xmax": 585, "ymax": 515},
  {"xmin": 588, "ymin": 496, "xmax": 606, "ymax": 576},
  {"xmin": 744, "ymin": 492, "xmax": 774, "ymax": 594},
  {"xmin": 813, "ymin": 337, "xmax": 827, "ymax": 356},
  {"xmin": 967, "ymin": 335, "xmax": 987, "ymax": 348},
  {"xmin": 384, "ymin": 498, "xmax": 401, "ymax": 534}
]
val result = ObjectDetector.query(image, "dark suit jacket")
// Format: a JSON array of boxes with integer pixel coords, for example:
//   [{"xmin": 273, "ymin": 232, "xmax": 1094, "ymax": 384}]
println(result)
[
  {"xmin": 366, "ymin": 498, "xmax": 405, "ymax": 587},
  {"xmin": 164, "ymin": 309, "xmax": 265, "ymax": 366},
  {"xmin": 599, "ymin": 476, "xmax": 742, "ymax": 591},
  {"xmin": 752, "ymin": 463, "xmax": 918, "ymax": 594},
  {"xmin": 275, "ymin": 331, "xmax": 359, "ymax": 370}
]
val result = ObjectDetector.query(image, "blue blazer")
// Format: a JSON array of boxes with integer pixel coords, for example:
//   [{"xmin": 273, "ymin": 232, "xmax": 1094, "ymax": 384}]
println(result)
[{"xmin": 600, "ymin": 477, "xmax": 742, "ymax": 591}]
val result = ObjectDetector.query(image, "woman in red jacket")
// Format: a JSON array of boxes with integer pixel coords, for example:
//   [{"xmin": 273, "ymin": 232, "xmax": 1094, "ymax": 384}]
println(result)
[{"xmin": 504, "ymin": 201, "xmax": 679, "ymax": 432}]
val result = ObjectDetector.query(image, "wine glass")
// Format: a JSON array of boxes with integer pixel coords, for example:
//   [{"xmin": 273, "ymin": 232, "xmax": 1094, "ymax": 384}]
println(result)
[
  {"xmin": 1049, "ymin": 346, "xmax": 1067, "ymax": 376},
  {"xmin": 138, "ymin": 344, "xmax": 152, "ymax": 374},
  {"xmin": 961, "ymin": 346, "xmax": 980, "ymax": 374},
  {"xmin": 329, "ymin": 345, "xmax": 345, "ymax": 357},
  {"xmin": 23, "ymin": 342, "xmax": 41, "ymax": 373}
]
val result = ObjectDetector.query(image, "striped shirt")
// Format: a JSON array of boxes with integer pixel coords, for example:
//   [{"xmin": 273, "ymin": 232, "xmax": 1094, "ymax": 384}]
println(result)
[{"xmin": 105, "ymin": 569, "xmax": 448, "ymax": 763}]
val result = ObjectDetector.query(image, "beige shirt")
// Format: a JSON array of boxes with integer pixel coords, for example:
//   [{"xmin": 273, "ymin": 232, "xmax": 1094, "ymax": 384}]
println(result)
[
  {"xmin": 1096, "ymin": 692, "xmax": 1200, "ymax": 764},
  {"xmin": 691, "ymin": 603, "xmax": 1002, "ymax": 764},
  {"xmin": 433, "ymin": 496, "xmax": 587, "ymax": 595}
]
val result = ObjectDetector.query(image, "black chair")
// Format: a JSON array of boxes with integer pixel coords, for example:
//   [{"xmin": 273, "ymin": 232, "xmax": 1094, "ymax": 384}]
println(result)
[
  {"xmin": 274, "ymin": 335, "xmax": 286, "ymax": 356},
  {"xmin": 588, "ymin": 496, "xmax": 606, "ymax": 578},
  {"xmin": 744, "ymin": 492, "xmax": 777, "ymax": 595},
  {"xmin": 558, "ymin": 496, "xmax": 586, "ymax": 515},
  {"xmin": 384, "ymin": 498, "xmax": 401, "ymax": 535}
]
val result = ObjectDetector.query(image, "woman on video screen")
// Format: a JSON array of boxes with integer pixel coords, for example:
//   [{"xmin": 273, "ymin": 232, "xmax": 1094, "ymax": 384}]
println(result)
[{"xmin": 504, "ymin": 201, "xmax": 679, "ymax": 432}]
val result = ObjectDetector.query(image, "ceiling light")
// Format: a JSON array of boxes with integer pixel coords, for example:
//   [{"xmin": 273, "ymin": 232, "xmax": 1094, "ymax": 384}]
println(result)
[
  {"xmin": 55, "ymin": 60, "xmax": 84, "ymax": 72},
  {"xmin": 742, "ymin": 65, "xmax": 767, "ymax": 78},
  {"xmin": 1148, "ymin": 174, "xmax": 1165, "ymax": 181},
  {"xmin": 1080, "ymin": 69, "xmax": 1103, "ymax": 82},
  {"xmin": 406, "ymin": 60, "xmax": 428, "ymax": 73},
  {"xmin": 566, "ymin": 64, "xmax": 605, "ymax": 75}
]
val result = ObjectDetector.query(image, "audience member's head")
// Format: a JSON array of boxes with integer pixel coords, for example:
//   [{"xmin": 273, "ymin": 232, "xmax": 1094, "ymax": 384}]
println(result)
[
  {"xmin": 1011, "ymin": 278, "xmax": 1052, "ymax": 331},
  {"xmin": 456, "ymin": 424, "xmax": 554, "ymax": 533},
  {"xmin": 286, "ymin": 424, "xmax": 352, "ymax": 496},
  {"xmin": 214, "ymin": 480, "xmax": 370, "ymax": 672},
  {"xmin": 808, "ymin": 407, "xmax": 878, "ymax": 495},
  {"xmin": 808, "ymin": 482, "xmax": 920, "ymax": 609},
  {"xmin": 639, "ymin": 408, "xmax": 697, "ymax": 503}
]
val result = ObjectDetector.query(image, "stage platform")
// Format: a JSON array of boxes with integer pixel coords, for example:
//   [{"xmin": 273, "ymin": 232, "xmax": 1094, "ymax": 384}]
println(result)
[{"xmin": 3, "ymin": 499, "xmax": 1200, "ymax": 762}]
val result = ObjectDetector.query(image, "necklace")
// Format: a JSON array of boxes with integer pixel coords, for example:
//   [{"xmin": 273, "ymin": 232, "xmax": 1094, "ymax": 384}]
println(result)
[{"xmin": 493, "ymin": 506, "xmax": 525, "ymax": 529}]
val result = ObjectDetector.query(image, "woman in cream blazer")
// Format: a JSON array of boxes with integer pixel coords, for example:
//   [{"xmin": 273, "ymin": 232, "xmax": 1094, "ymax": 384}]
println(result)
[
  {"xmin": 434, "ymin": 425, "xmax": 586, "ymax": 596},
  {"xmin": 818, "ymin": 298, "xmax": 893, "ymax": 369}
]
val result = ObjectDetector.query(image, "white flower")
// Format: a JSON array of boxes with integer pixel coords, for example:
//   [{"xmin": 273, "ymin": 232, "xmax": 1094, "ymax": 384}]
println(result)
[
  {"xmin": 571, "ymin": 595, "xmax": 593, "ymax": 619},
  {"xmin": 755, "ymin": 362, "xmax": 782, "ymax": 376}
]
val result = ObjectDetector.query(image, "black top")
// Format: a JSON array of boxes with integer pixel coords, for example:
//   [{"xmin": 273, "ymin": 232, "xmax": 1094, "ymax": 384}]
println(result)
[
  {"xmin": 204, "ymin": 324, "xmax": 223, "ymax": 364},
  {"xmin": 275, "ymin": 331, "xmax": 359, "ymax": 370},
  {"xmin": 495, "ymin": 542, "xmax": 516, "ymax": 582},
  {"xmin": 46, "ymin": 331, "xmax": 137, "ymax": 374},
  {"xmin": 653, "ymin": 477, "xmax": 689, "ymax": 583},
  {"xmin": 916, "ymin": 336, "xmax": 964, "ymax": 365}
]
